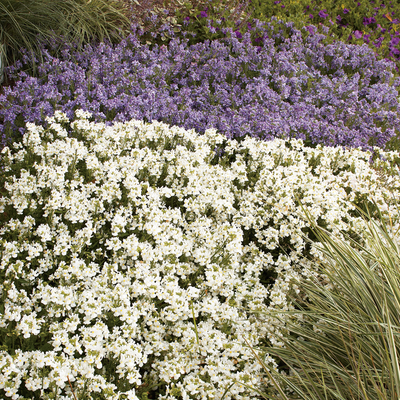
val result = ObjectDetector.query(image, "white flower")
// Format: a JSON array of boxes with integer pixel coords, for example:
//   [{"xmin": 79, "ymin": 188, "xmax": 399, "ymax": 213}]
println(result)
[{"xmin": 1, "ymin": 111, "xmax": 399, "ymax": 399}]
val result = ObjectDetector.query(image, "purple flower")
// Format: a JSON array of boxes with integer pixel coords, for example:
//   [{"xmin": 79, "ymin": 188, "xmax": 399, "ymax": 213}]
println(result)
[
  {"xmin": 318, "ymin": 9, "xmax": 329, "ymax": 19},
  {"xmin": 235, "ymin": 30, "xmax": 242, "ymax": 39},
  {"xmin": 274, "ymin": 0, "xmax": 281, "ymax": 3},
  {"xmin": 305, "ymin": 26, "xmax": 316, "ymax": 35},
  {"xmin": 354, "ymin": 30, "xmax": 363, "ymax": 39},
  {"xmin": 343, "ymin": 8, "xmax": 350, "ymax": 14},
  {"xmin": 1, "ymin": 19, "xmax": 399, "ymax": 153},
  {"xmin": 309, "ymin": 13, "xmax": 313, "ymax": 19},
  {"xmin": 391, "ymin": 37, "xmax": 400, "ymax": 46},
  {"xmin": 200, "ymin": 10, "xmax": 208, "ymax": 18},
  {"xmin": 336, "ymin": 15, "xmax": 342, "ymax": 22}
]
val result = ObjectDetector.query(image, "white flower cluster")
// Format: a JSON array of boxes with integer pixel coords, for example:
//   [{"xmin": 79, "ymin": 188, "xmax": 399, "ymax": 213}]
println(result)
[{"xmin": 0, "ymin": 110, "xmax": 399, "ymax": 399}]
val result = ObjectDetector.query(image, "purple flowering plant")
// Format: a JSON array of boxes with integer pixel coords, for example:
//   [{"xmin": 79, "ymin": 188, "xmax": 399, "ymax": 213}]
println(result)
[
  {"xmin": 250, "ymin": 0, "xmax": 400, "ymax": 71},
  {"xmin": 1, "ymin": 19, "xmax": 400, "ymax": 155}
]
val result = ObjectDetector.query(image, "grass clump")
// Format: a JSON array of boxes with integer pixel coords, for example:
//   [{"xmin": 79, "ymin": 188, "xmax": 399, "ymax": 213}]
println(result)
[
  {"xmin": 243, "ymin": 203, "xmax": 400, "ymax": 399},
  {"xmin": 0, "ymin": 0, "xmax": 132, "ymax": 77}
]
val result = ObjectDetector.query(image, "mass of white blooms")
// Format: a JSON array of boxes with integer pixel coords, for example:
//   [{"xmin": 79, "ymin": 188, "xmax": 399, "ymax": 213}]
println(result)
[{"xmin": 0, "ymin": 109, "xmax": 399, "ymax": 399}]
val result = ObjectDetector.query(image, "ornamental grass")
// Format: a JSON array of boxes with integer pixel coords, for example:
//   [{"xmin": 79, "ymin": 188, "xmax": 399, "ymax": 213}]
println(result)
[
  {"xmin": 242, "ymin": 203, "xmax": 400, "ymax": 400},
  {"xmin": 0, "ymin": 0, "xmax": 132, "ymax": 76}
]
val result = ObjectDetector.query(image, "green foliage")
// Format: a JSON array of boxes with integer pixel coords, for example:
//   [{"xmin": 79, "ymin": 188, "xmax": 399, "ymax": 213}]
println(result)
[{"xmin": 251, "ymin": 0, "xmax": 400, "ymax": 68}]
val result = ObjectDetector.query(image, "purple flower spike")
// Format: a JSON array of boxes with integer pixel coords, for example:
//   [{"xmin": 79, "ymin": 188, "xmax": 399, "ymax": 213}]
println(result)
[{"xmin": 319, "ymin": 9, "xmax": 329, "ymax": 19}]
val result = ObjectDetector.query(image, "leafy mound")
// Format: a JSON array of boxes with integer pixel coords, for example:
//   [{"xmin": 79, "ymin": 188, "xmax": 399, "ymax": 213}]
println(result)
[{"xmin": 0, "ymin": 111, "xmax": 399, "ymax": 399}]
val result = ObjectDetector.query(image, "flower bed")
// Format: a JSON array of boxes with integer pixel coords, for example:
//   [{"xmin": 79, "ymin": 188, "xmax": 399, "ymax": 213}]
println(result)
[
  {"xmin": 0, "ymin": 110, "xmax": 399, "ymax": 399},
  {"xmin": 1, "ymin": 20, "xmax": 400, "ymax": 153}
]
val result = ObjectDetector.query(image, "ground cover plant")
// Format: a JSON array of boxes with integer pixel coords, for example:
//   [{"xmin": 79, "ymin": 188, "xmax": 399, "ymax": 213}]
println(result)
[
  {"xmin": 118, "ymin": 0, "xmax": 400, "ymax": 74},
  {"xmin": 0, "ymin": 110, "xmax": 400, "ymax": 399},
  {"xmin": 1, "ymin": 19, "xmax": 400, "ymax": 153},
  {"xmin": 250, "ymin": 0, "xmax": 400, "ymax": 67},
  {"xmin": 247, "ymin": 206, "xmax": 400, "ymax": 399}
]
